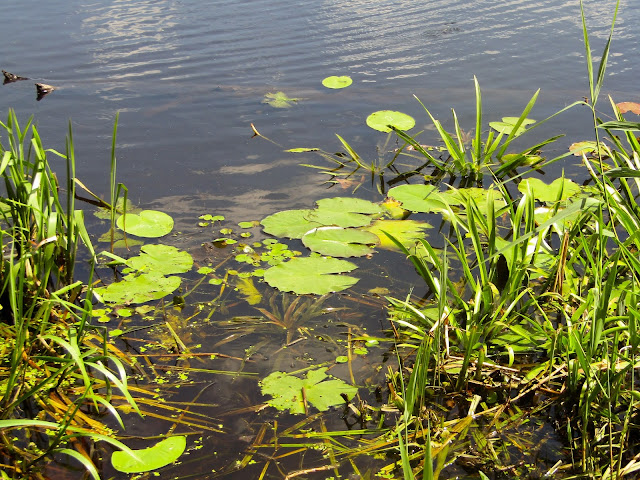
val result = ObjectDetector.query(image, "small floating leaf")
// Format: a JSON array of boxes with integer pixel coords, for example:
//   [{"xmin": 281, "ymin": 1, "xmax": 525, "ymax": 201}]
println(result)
[
  {"xmin": 116, "ymin": 210, "xmax": 174, "ymax": 238},
  {"xmin": 262, "ymin": 91, "xmax": 300, "ymax": 108},
  {"xmin": 489, "ymin": 117, "xmax": 535, "ymax": 136},
  {"xmin": 322, "ymin": 75, "xmax": 352, "ymax": 89},
  {"xmin": 263, "ymin": 256, "xmax": 358, "ymax": 295},
  {"xmin": 286, "ymin": 147, "xmax": 320, "ymax": 152},
  {"xmin": 302, "ymin": 227, "xmax": 378, "ymax": 257},
  {"xmin": 366, "ymin": 110, "xmax": 415, "ymax": 132},
  {"xmin": 111, "ymin": 436, "xmax": 186, "ymax": 473},
  {"xmin": 260, "ymin": 367, "xmax": 357, "ymax": 414}
]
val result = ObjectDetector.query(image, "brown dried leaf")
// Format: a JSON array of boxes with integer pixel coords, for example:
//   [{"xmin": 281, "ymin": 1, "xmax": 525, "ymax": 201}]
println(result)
[{"xmin": 616, "ymin": 102, "xmax": 640, "ymax": 115}]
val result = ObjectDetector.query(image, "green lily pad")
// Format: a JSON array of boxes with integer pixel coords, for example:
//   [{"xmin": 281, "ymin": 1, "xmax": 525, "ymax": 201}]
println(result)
[
  {"xmin": 95, "ymin": 273, "xmax": 181, "ymax": 304},
  {"xmin": 518, "ymin": 178, "xmax": 581, "ymax": 202},
  {"xmin": 263, "ymin": 256, "xmax": 358, "ymax": 294},
  {"xmin": 388, "ymin": 184, "xmax": 447, "ymax": 213},
  {"xmin": 262, "ymin": 91, "xmax": 300, "ymax": 108},
  {"xmin": 260, "ymin": 367, "xmax": 358, "ymax": 414},
  {"xmin": 316, "ymin": 197, "xmax": 382, "ymax": 215},
  {"xmin": 302, "ymin": 227, "xmax": 379, "ymax": 257},
  {"xmin": 116, "ymin": 210, "xmax": 174, "ymax": 238},
  {"xmin": 305, "ymin": 209, "xmax": 373, "ymax": 228},
  {"xmin": 489, "ymin": 117, "xmax": 535, "ymax": 136},
  {"xmin": 322, "ymin": 76, "xmax": 353, "ymax": 89},
  {"xmin": 363, "ymin": 219, "xmax": 431, "ymax": 250},
  {"xmin": 112, "ymin": 436, "xmax": 186, "ymax": 473},
  {"xmin": 127, "ymin": 245, "xmax": 193, "ymax": 275},
  {"xmin": 261, "ymin": 209, "xmax": 323, "ymax": 239},
  {"xmin": 439, "ymin": 187, "xmax": 508, "ymax": 215},
  {"xmin": 366, "ymin": 110, "xmax": 415, "ymax": 132}
]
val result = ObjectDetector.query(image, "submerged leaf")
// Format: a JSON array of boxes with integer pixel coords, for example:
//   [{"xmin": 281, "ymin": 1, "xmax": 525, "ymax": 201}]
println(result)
[
  {"xmin": 260, "ymin": 367, "xmax": 358, "ymax": 413},
  {"xmin": 302, "ymin": 227, "xmax": 378, "ymax": 257},
  {"xmin": 262, "ymin": 91, "xmax": 300, "ymax": 108},
  {"xmin": 111, "ymin": 436, "xmax": 186, "ymax": 473},
  {"xmin": 116, "ymin": 210, "xmax": 174, "ymax": 238},
  {"xmin": 263, "ymin": 256, "xmax": 358, "ymax": 294},
  {"xmin": 366, "ymin": 110, "xmax": 415, "ymax": 132},
  {"xmin": 322, "ymin": 75, "xmax": 353, "ymax": 89},
  {"xmin": 236, "ymin": 277, "xmax": 262, "ymax": 305}
]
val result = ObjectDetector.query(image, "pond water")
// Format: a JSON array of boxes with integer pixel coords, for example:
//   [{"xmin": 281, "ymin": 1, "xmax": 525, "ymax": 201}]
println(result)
[{"xmin": 2, "ymin": 0, "xmax": 638, "ymax": 478}]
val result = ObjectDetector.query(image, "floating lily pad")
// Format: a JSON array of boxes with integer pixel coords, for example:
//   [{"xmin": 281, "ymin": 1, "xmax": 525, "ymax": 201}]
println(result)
[
  {"xmin": 262, "ymin": 91, "xmax": 300, "ymax": 108},
  {"xmin": 322, "ymin": 76, "xmax": 353, "ymax": 89},
  {"xmin": 489, "ymin": 117, "xmax": 535, "ymax": 136},
  {"xmin": 305, "ymin": 209, "xmax": 373, "ymax": 228},
  {"xmin": 439, "ymin": 187, "xmax": 508, "ymax": 215},
  {"xmin": 261, "ymin": 209, "xmax": 323, "ymax": 239},
  {"xmin": 366, "ymin": 110, "xmax": 415, "ymax": 132},
  {"xmin": 569, "ymin": 141, "xmax": 607, "ymax": 157},
  {"xmin": 112, "ymin": 436, "xmax": 186, "ymax": 473},
  {"xmin": 95, "ymin": 273, "xmax": 181, "ymax": 304},
  {"xmin": 116, "ymin": 210, "xmax": 174, "ymax": 238},
  {"xmin": 302, "ymin": 227, "xmax": 378, "ymax": 257},
  {"xmin": 316, "ymin": 197, "xmax": 382, "ymax": 215},
  {"xmin": 518, "ymin": 178, "xmax": 580, "ymax": 202},
  {"xmin": 388, "ymin": 184, "xmax": 447, "ymax": 213},
  {"xmin": 363, "ymin": 219, "xmax": 431, "ymax": 250},
  {"xmin": 263, "ymin": 256, "xmax": 358, "ymax": 294},
  {"xmin": 260, "ymin": 367, "xmax": 358, "ymax": 414},
  {"xmin": 127, "ymin": 245, "xmax": 193, "ymax": 275}
]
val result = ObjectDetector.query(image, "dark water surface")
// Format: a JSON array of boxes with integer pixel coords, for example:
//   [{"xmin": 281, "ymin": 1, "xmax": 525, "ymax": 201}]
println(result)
[{"xmin": 2, "ymin": 0, "xmax": 638, "ymax": 478}]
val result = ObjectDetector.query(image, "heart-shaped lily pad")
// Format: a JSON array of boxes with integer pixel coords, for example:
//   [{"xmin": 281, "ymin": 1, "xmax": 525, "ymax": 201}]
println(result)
[
  {"xmin": 260, "ymin": 368, "xmax": 358, "ymax": 414},
  {"xmin": 366, "ymin": 110, "xmax": 415, "ymax": 132},
  {"xmin": 388, "ymin": 184, "xmax": 447, "ymax": 213},
  {"xmin": 263, "ymin": 256, "xmax": 358, "ymax": 294},
  {"xmin": 127, "ymin": 244, "xmax": 193, "ymax": 275},
  {"xmin": 116, "ymin": 210, "xmax": 174, "ymax": 238},
  {"xmin": 322, "ymin": 76, "xmax": 353, "ymax": 89},
  {"xmin": 302, "ymin": 227, "xmax": 378, "ymax": 257}
]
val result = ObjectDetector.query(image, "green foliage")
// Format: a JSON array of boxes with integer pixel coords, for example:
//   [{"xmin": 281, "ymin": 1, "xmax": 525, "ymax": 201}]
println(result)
[
  {"xmin": 262, "ymin": 91, "xmax": 300, "ymax": 108},
  {"xmin": 111, "ymin": 436, "xmax": 187, "ymax": 473},
  {"xmin": 95, "ymin": 273, "xmax": 182, "ymax": 304},
  {"xmin": 260, "ymin": 367, "xmax": 358, "ymax": 413},
  {"xmin": 126, "ymin": 244, "xmax": 194, "ymax": 275},
  {"xmin": 518, "ymin": 177, "xmax": 581, "ymax": 202},
  {"xmin": 116, "ymin": 209, "xmax": 174, "ymax": 238},
  {"xmin": 366, "ymin": 110, "xmax": 416, "ymax": 132},
  {"xmin": 387, "ymin": 185, "xmax": 447, "ymax": 213},
  {"xmin": 263, "ymin": 256, "xmax": 359, "ymax": 294},
  {"xmin": 322, "ymin": 75, "xmax": 353, "ymax": 89},
  {"xmin": 301, "ymin": 227, "xmax": 379, "ymax": 257}
]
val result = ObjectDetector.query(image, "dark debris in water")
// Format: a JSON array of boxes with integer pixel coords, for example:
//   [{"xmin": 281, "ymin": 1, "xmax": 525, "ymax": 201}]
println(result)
[
  {"xmin": 2, "ymin": 69, "xmax": 28, "ymax": 84},
  {"xmin": 36, "ymin": 83, "xmax": 56, "ymax": 101}
]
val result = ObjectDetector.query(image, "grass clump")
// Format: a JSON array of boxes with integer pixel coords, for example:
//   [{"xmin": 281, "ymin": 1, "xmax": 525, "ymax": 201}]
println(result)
[{"xmin": 0, "ymin": 110, "xmax": 139, "ymax": 479}]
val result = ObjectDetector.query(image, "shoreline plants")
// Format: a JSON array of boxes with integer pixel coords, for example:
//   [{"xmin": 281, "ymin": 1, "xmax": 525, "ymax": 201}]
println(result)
[{"xmin": 2, "ymin": 0, "xmax": 640, "ymax": 479}]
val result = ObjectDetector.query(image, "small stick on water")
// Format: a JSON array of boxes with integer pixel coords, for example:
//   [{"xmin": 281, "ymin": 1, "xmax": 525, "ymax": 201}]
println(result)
[{"xmin": 250, "ymin": 122, "xmax": 282, "ymax": 147}]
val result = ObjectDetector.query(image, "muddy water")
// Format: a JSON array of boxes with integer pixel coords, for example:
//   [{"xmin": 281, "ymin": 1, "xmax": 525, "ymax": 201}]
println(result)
[{"xmin": 2, "ymin": 0, "xmax": 638, "ymax": 478}]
